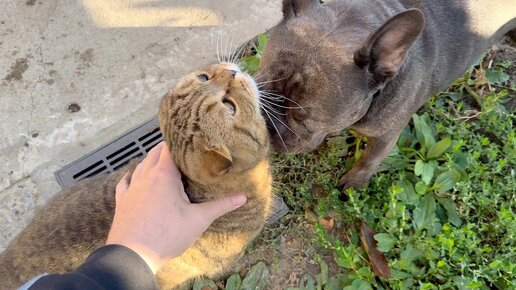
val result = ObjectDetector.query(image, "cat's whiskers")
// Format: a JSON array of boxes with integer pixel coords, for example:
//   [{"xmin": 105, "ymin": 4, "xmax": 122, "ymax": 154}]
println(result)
[
  {"xmin": 260, "ymin": 104, "xmax": 311, "ymax": 146},
  {"xmin": 228, "ymin": 42, "xmax": 240, "ymax": 65},
  {"xmin": 231, "ymin": 39, "xmax": 247, "ymax": 65},
  {"xmin": 219, "ymin": 32, "xmax": 225, "ymax": 63},
  {"xmin": 256, "ymin": 77, "xmax": 287, "ymax": 87},
  {"xmin": 259, "ymin": 96, "xmax": 301, "ymax": 110},
  {"xmin": 238, "ymin": 40, "xmax": 249, "ymax": 62},
  {"xmin": 252, "ymin": 69, "xmax": 270, "ymax": 81},
  {"xmin": 260, "ymin": 101, "xmax": 286, "ymax": 116},
  {"xmin": 215, "ymin": 31, "xmax": 222, "ymax": 63},
  {"xmin": 223, "ymin": 31, "xmax": 231, "ymax": 62},
  {"xmin": 253, "ymin": 72, "xmax": 265, "ymax": 82},
  {"xmin": 260, "ymin": 91, "xmax": 305, "ymax": 111},
  {"xmin": 209, "ymin": 31, "xmax": 216, "ymax": 62},
  {"xmin": 259, "ymin": 94, "xmax": 283, "ymax": 102},
  {"xmin": 253, "ymin": 72, "xmax": 279, "ymax": 84},
  {"xmin": 210, "ymin": 31, "xmax": 220, "ymax": 63},
  {"xmin": 220, "ymin": 32, "xmax": 225, "ymax": 62},
  {"xmin": 258, "ymin": 90, "xmax": 286, "ymax": 98},
  {"xmin": 229, "ymin": 34, "xmax": 237, "ymax": 64},
  {"xmin": 218, "ymin": 31, "xmax": 250, "ymax": 68},
  {"xmin": 260, "ymin": 105, "xmax": 289, "ymax": 152}
]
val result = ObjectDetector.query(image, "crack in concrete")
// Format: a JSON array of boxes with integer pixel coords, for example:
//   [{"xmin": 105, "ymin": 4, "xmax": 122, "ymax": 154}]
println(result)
[
  {"xmin": 26, "ymin": 1, "xmax": 58, "ymax": 137},
  {"xmin": 0, "ymin": 176, "xmax": 31, "ymax": 196},
  {"xmin": 26, "ymin": 80, "xmax": 37, "ymax": 137},
  {"xmin": 39, "ymin": 0, "xmax": 58, "ymax": 37}
]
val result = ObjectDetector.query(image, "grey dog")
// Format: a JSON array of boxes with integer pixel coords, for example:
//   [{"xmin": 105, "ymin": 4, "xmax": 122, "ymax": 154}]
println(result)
[{"xmin": 258, "ymin": 0, "xmax": 515, "ymax": 191}]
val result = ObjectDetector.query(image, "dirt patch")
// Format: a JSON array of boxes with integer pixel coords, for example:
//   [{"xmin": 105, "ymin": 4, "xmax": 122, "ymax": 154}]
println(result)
[
  {"xmin": 4, "ymin": 58, "xmax": 29, "ymax": 82},
  {"xmin": 80, "ymin": 48, "xmax": 94, "ymax": 65},
  {"xmin": 76, "ymin": 49, "xmax": 94, "ymax": 75},
  {"xmin": 493, "ymin": 43, "xmax": 516, "ymax": 111},
  {"xmin": 25, "ymin": 0, "xmax": 36, "ymax": 6},
  {"xmin": 234, "ymin": 218, "xmax": 341, "ymax": 289},
  {"xmin": 44, "ymin": 78, "xmax": 55, "ymax": 85}
]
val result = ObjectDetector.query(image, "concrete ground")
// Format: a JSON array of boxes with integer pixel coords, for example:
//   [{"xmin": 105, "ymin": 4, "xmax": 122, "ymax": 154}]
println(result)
[{"xmin": 0, "ymin": 0, "xmax": 281, "ymax": 251}]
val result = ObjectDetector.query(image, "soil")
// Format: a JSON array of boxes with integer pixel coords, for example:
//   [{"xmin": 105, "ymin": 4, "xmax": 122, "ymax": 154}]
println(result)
[{"xmin": 494, "ymin": 40, "xmax": 516, "ymax": 111}]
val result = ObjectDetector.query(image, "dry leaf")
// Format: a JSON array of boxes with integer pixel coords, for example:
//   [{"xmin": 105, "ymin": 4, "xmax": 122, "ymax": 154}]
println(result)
[
  {"xmin": 318, "ymin": 217, "xmax": 335, "ymax": 231},
  {"xmin": 359, "ymin": 220, "xmax": 391, "ymax": 278}
]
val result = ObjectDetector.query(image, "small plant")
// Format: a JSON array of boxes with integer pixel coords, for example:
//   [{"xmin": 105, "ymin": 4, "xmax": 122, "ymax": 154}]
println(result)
[{"xmin": 239, "ymin": 34, "xmax": 268, "ymax": 74}]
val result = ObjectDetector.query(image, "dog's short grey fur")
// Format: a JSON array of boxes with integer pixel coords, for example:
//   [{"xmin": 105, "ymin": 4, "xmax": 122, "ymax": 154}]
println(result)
[{"xmin": 258, "ymin": 0, "xmax": 516, "ymax": 190}]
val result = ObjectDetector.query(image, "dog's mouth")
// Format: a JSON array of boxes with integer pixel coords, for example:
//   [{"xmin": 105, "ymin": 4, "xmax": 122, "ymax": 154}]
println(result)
[{"xmin": 263, "ymin": 110, "xmax": 323, "ymax": 154}]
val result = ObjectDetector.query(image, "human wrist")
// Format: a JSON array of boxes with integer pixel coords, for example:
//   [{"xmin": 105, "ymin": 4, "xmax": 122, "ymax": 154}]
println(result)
[
  {"xmin": 105, "ymin": 242, "xmax": 165, "ymax": 274},
  {"xmin": 76, "ymin": 245, "xmax": 160, "ymax": 290}
]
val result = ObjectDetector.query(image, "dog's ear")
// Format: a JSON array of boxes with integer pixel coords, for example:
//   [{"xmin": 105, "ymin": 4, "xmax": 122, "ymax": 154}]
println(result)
[
  {"xmin": 282, "ymin": 0, "xmax": 320, "ymax": 19},
  {"xmin": 201, "ymin": 145, "xmax": 233, "ymax": 176},
  {"xmin": 354, "ymin": 9, "xmax": 425, "ymax": 86}
]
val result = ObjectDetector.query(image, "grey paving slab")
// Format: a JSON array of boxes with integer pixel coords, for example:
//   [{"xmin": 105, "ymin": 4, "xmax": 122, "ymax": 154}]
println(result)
[
  {"xmin": 0, "ymin": 177, "xmax": 37, "ymax": 252},
  {"xmin": 0, "ymin": 0, "xmax": 281, "ymax": 249}
]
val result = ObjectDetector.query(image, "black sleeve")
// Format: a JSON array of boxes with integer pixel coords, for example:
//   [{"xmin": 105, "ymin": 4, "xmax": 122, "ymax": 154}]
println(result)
[{"xmin": 27, "ymin": 245, "xmax": 159, "ymax": 290}]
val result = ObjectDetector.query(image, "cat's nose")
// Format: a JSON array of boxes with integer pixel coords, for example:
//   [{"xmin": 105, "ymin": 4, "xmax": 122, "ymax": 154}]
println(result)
[{"xmin": 227, "ymin": 69, "xmax": 237, "ymax": 78}]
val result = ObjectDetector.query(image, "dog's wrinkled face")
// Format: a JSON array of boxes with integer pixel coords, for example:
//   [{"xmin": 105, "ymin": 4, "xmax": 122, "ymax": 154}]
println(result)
[
  {"xmin": 258, "ymin": 0, "xmax": 424, "ymax": 153},
  {"xmin": 258, "ymin": 1, "xmax": 374, "ymax": 153}
]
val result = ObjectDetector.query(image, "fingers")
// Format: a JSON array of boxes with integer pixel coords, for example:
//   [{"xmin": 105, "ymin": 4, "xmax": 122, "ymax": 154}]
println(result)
[
  {"xmin": 115, "ymin": 172, "xmax": 130, "ymax": 204},
  {"xmin": 141, "ymin": 142, "xmax": 164, "ymax": 172},
  {"xmin": 157, "ymin": 143, "xmax": 181, "ymax": 179},
  {"xmin": 193, "ymin": 194, "xmax": 247, "ymax": 227},
  {"xmin": 179, "ymin": 186, "xmax": 190, "ymax": 203},
  {"xmin": 132, "ymin": 142, "xmax": 168, "ymax": 180}
]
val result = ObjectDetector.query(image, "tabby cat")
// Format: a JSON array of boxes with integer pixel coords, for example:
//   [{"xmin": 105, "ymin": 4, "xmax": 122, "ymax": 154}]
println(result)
[{"xmin": 0, "ymin": 62, "xmax": 273, "ymax": 290}]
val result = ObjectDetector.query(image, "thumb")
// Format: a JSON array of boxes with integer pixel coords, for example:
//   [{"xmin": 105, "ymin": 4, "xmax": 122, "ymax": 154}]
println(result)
[{"xmin": 195, "ymin": 194, "xmax": 247, "ymax": 225}]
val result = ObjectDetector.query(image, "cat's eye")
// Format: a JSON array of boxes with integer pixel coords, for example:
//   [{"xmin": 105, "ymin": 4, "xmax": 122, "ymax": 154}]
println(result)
[
  {"xmin": 197, "ymin": 74, "xmax": 209, "ymax": 82},
  {"xmin": 223, "ymin": 98, "xmax": 236, "ymax": 115}
]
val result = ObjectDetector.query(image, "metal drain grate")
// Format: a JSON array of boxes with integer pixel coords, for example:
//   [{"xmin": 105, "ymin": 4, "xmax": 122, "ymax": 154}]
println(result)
[{"xmin": 55, "ymin": 117, "xmax": 162, "ymax": 188}]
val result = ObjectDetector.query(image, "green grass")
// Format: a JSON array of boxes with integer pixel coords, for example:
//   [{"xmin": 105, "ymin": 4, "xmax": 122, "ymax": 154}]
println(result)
[{"xmin": 203, "ymin": 36, "xmax": 515, "ymax": 290}]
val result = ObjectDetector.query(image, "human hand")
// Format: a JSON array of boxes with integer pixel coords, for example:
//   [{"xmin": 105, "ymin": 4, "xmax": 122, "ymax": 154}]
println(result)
[{"xmin": 106, "ymin": 142, "xmax": 247, "ymax": 274}]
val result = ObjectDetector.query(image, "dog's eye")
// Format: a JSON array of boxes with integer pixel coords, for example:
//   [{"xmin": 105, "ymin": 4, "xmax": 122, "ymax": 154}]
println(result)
[
  {"xmin": 197, "ymin": 74, "xmax": 209, "ymax": 82},
  {"xmin": 222, "ymin": 97, "xmax": 236, "ymax": 115}
]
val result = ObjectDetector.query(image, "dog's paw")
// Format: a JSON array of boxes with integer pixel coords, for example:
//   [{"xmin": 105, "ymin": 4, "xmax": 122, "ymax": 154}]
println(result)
[{"xmin": 338, "ymin": 170, "xmax": 373, "ymax": 199}]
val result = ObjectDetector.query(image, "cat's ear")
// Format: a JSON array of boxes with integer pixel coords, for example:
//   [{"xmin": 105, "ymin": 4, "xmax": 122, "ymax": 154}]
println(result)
[
  {"xmin": 354, "ymin": 9, "xmax": 424, "ymax": 86},
  {"xmin": 202, "ymin": 145, "xmax": 233, "ymax": 176},
  {"xmin": 282, "ymin": 0, "xmax": 320, "ymax": 19}
]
